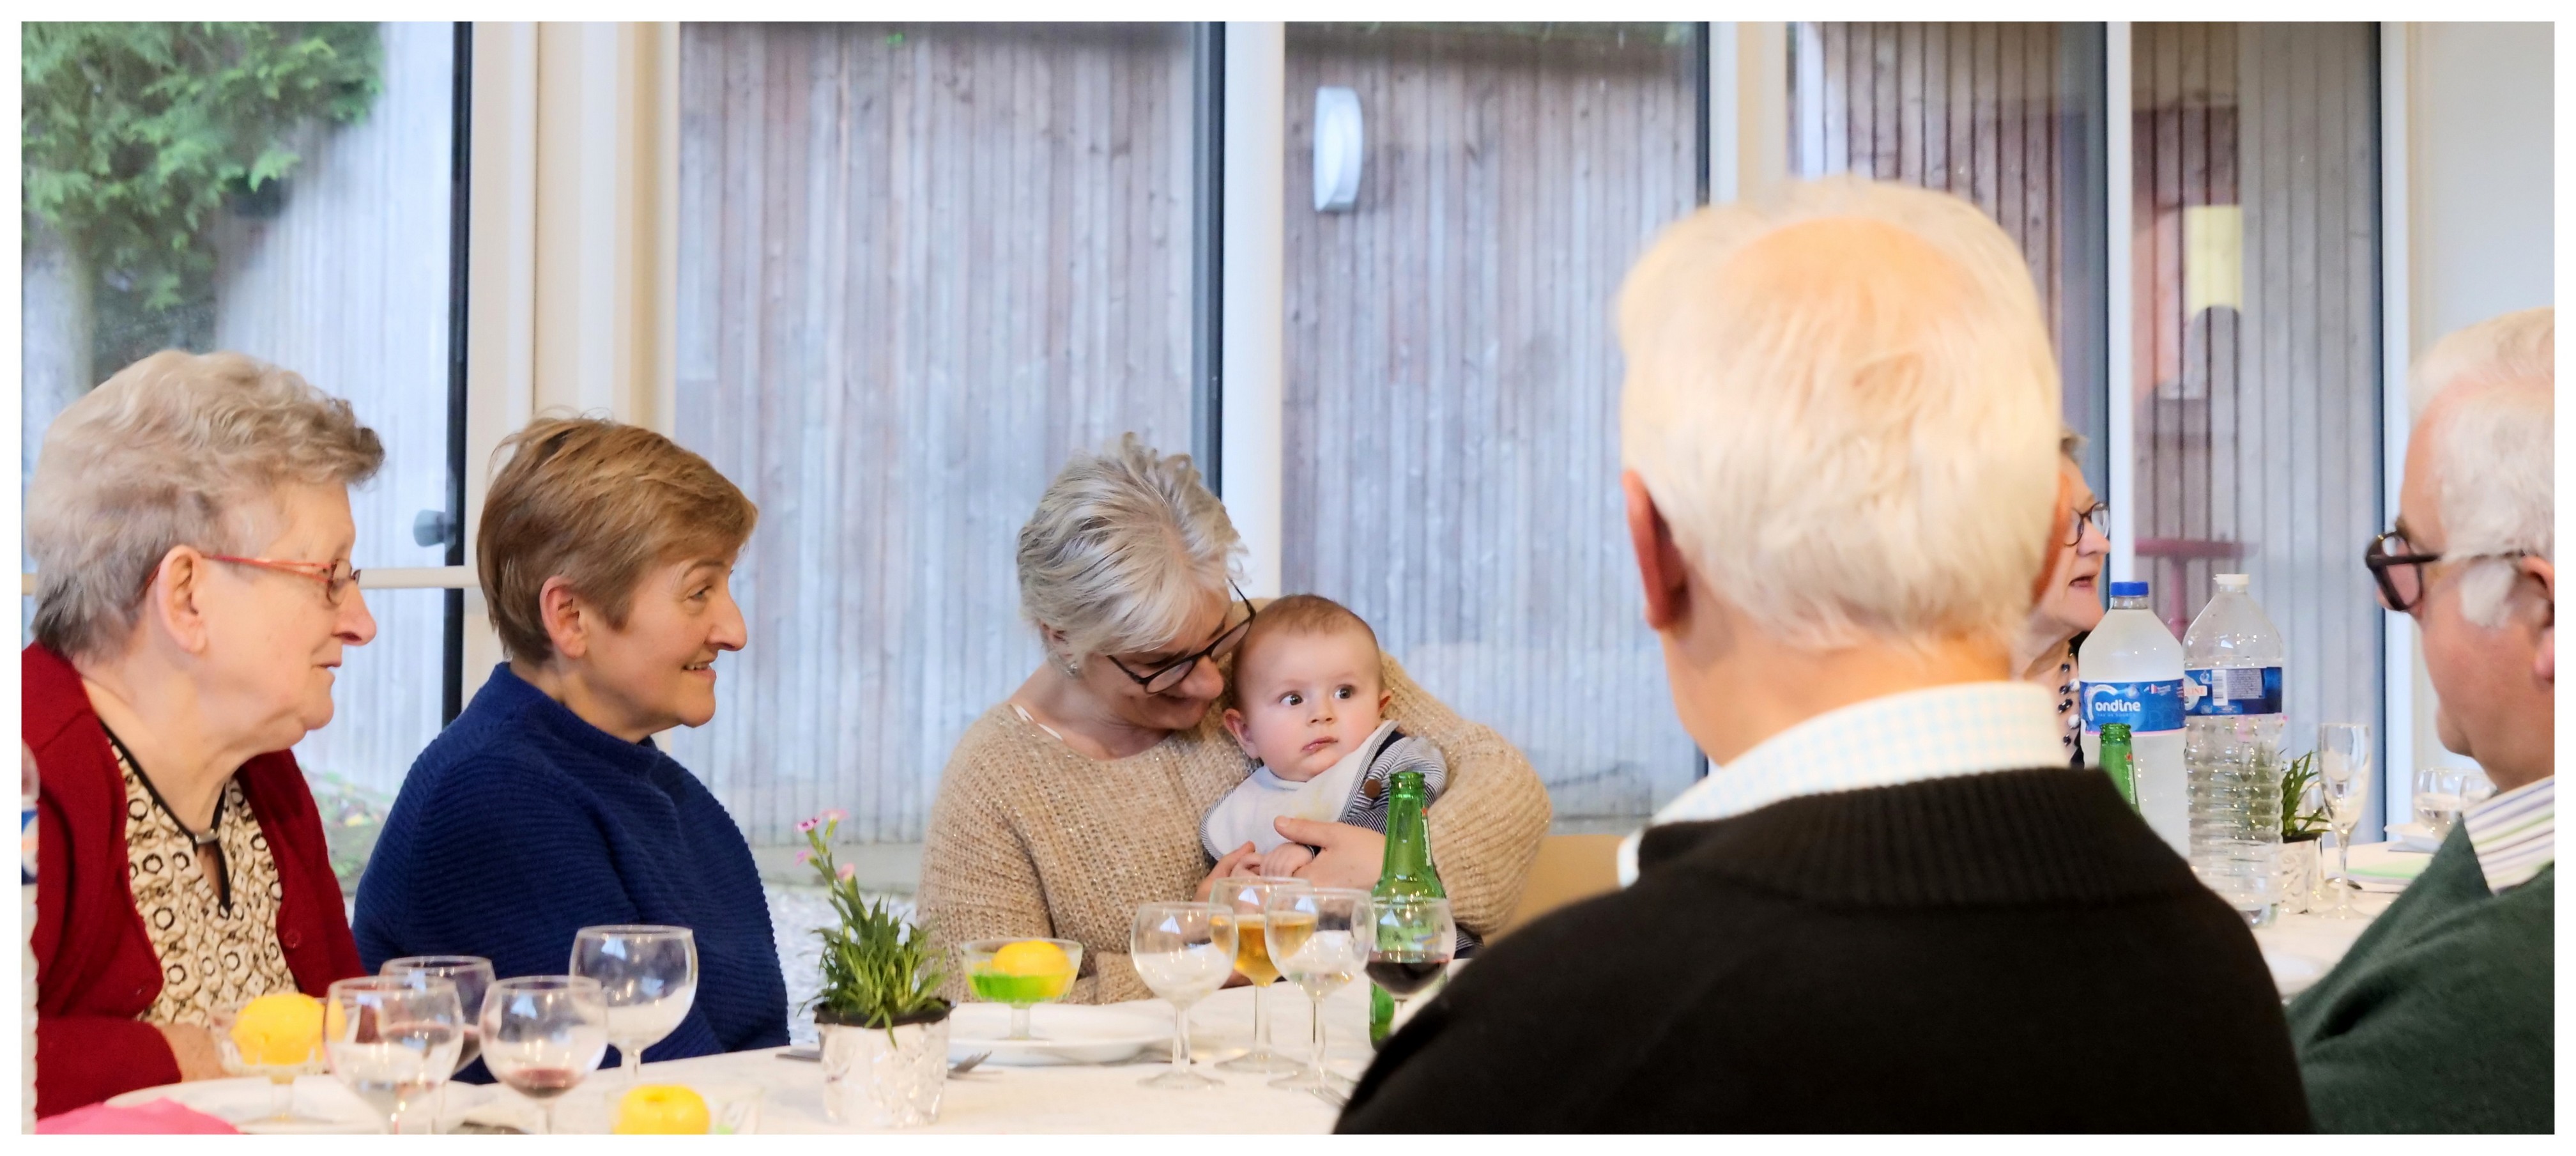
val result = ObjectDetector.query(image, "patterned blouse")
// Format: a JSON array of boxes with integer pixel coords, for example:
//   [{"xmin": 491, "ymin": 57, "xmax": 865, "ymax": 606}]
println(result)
[{"xmin": 109, "ymin": 728, "xmax": 295, "ymax": 1026}]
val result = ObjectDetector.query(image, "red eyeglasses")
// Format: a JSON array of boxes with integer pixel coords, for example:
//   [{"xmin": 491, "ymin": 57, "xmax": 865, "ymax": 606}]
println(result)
[{"xmin": 203, "ymin": 555, "xmax": 363, "ymax": 606}]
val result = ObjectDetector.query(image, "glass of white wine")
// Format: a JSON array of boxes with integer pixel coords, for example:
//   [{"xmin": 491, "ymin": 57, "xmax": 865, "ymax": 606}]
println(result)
[
  {"xmin": 1128, "ymin": 902, "xmax": 1237, "ymax": 1090},
  {"xmin": 1264, "ymin": 887, "xmax": 1371, "ymax": 1093},
  {"xmin": 1212, "ymin": 877, "xmax": 1307, "ymax": 1074},
  {"xmin": 2317, "ymin": 723, "xmax": 2373, "ymax": 920}
]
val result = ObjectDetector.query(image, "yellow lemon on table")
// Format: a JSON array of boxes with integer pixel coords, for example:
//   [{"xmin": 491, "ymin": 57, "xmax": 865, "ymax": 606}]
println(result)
[
  {"xmin": 229, "ymin": 992, "xmax": 325, "ymax": 1067},
  {"xmin": 991, "ymin": 939, "xmax": 1071, "ymax": 979},
  {"xmin": 615, "ymin": 1084, "xmax": 711, "ymax": 1134}
]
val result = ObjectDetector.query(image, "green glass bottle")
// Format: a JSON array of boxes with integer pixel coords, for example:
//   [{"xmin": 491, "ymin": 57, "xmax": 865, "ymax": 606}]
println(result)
[
  {"xmin": 1369, "ymin": 769, "xmax": 1443, "ymax": 1047},
  {"xmin": 2099, "ymin": 723, "xmax": 2138, "ymax": 810}
]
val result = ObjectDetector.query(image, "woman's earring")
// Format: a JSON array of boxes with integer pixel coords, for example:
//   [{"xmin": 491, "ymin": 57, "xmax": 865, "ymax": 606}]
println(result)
[{"xmin": 1057, "ymin": 653, "xmax": 1083, "ymax": 679}]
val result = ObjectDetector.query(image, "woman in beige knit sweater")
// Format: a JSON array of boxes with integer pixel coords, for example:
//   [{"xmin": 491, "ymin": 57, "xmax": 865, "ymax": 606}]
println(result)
[{"xmin": 916, "ymin": 436, "xmax": 1552, "ymax": 1005}]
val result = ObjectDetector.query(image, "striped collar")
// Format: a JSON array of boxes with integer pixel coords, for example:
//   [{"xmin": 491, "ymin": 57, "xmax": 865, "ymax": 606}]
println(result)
[
  {"xmin": 1618, "ymin": 681, "xmax": 2064, "ymax": 885},
  {"xmin": 2462, "ymin": 775, "xmax": 2554, "ymax": 893}
]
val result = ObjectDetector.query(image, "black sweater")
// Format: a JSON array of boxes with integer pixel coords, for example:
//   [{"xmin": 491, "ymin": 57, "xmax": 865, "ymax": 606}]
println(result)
[{"xmin": 1338, "ymin": 767, "xmax": 2310, "ymax": 1132}]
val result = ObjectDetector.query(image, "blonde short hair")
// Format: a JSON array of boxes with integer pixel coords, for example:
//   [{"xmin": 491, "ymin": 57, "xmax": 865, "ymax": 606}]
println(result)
[
  {"xmin": 27, "ymin": 350, "xmax": 385, "ymax": 660},
  {"xmin": 1017, "ymin": 435, "xmax": 1241, "ymax": 661},
  {"xmin": 479, "ymin": 417, "xmax": 758, "ymax": 663},
  {"xmin": 2411, "ymin": 307, "xmax": 2552, "ymax": 628},
  {"xmin": 1618, "ymin": 176, "xmax": 2062, "ymax": 649}
]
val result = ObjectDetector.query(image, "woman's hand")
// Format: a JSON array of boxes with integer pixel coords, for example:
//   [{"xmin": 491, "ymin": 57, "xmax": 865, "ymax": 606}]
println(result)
[
  {"xmin": 1195, "ymin": 842, "xmax": 1259, "ymax": 900},
  {"xmin": 156, "ymin": 1022, "xmax": 227, "ymax": 1082},
  {"xmin": 1271, "ymin": 818, "xmax": 1386, "ymax": 891}
]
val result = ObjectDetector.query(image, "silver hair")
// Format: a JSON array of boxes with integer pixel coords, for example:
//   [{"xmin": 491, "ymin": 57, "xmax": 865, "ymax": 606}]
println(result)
[
  {"xmin": 1016, "ymin": 434, "xmax": 1241, "ymax": 663},
  {"xmin": 2413, "ymin": 307, "xmax": 2552, "ymax": 628},
  {"xmin": 27, "ymin": 350, "xmax": 385, "ymax": 659}
]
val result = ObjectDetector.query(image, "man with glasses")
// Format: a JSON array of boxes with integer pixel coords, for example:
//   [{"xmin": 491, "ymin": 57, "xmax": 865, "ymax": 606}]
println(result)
[{"xmin": 2290, "ymin": 307, "xmax": 2554, "ymax": 1133}]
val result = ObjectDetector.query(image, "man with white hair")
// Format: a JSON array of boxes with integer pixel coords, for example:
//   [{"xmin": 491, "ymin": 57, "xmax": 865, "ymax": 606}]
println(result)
[
  {"xmin": 2287, "ymin": 307, "xmax": 2553, "ymax": 1133},
  {"xmin": 1338, "ymin": 178, "xmax": 2308, "ymax": 1132}
]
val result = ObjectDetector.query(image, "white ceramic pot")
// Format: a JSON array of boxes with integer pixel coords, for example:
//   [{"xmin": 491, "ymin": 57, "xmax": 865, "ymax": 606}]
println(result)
[
  {"xmin": 818, "ymin": 1008, "xmax": 950, "ymax": 1129},
  {"xmin": 2277, "ymin": 838, "xmax": 2324, "ymax": 915}
]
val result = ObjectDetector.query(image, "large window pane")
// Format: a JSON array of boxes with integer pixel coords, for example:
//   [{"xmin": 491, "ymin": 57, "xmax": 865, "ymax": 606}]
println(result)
[
  {"xmin": 1281, "ymin": 22, "xmax": 1703, "ymax": 822},
  {"xmin": 2131, "ymin": 23, "xmax": 2382, "ymax": 758},
  {"xmin": 670, "ymin": 22, "xmax": 1197, "ymax": 847},
  {"xmin": 20, "ymin": 22, "xmax": 461, "ymax": 894},
  {"xmin": 1790, "ymin": 22, "xmax": 2111, "ymax": 484}
]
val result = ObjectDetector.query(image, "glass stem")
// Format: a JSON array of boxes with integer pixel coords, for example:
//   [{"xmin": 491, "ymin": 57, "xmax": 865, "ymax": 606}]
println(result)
[
  {"xmin": 1309, "ymin": 992, "xmax": 1328, "ymax": 1077},
  {"xmin": 1169, "ymin": 1001, "xmax": 1192, "ymax": 1077},
  {"xmin": 269, "ymin": 1076, "xmax": 293, "ymax": 1121},
  {"xmin": 1011, "ymin": 1003, "xmax": 1032, "ymax": 1040},
  {"xmin": 1250, "ymin": 984, "xmax": 1269, "ymax": 1054},
  {"xmin": 625, "ymin": 1039, "xmax": 642, "ymax": 1083}
]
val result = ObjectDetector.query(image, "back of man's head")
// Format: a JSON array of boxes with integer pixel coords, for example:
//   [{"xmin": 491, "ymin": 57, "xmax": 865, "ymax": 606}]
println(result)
[
  {"xmin": 2411, "ymin": 306, "xmax": 2552, "ymax": 629},
  {"xmin": 1618, "ymin": 177, "xmax": 2061, "ymax": 651}
]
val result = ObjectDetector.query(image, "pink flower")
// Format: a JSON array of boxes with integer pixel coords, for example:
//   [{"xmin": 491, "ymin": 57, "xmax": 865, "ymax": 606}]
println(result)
[
  {"xmin": 838, "ymin": 863, "xmax": 857, "ymax": 881},
  {"xmin": 821, "ymin": 808, "xmax": 847, "ymax": 824},
  {"xmin": 795, "ymin": 817, "xmax": 819, "ymax": 833},
  {"xmin": 795, "ymin": 849, "xmax": 813, "ymax": 865}
]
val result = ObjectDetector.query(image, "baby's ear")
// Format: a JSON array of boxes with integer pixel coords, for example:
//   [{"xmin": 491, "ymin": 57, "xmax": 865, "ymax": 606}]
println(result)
[{"xmin": 1222, "ymin": 707, "xmax": 1259, "ymax": 759}]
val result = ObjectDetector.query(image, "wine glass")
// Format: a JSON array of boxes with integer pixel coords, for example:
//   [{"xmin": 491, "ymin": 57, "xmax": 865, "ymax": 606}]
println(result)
[
  {"xmin": 2317, "ymin": 723, "xmax": 2373, "ymax": 920},
  {"xmin": 325, "ymin": 976, "xmax": 465, "ymax": 1134},
  {"xmin": 480, "ymin": 976, "xmax": 610, "ymax": 1136},
  {"xmin": 1368, "ymin": 895, "xmax": 1455, "ymax": 1036},
  {"xmin": 381, "ymin": 952, "xmax": 493, "ymax": 1127},
  {"xmin": 571, "ymin": 925, "xmax": 698, "ymax": 1084},
  {"xmin": 1128, "ymin": 902, "xmax": 1237, "ymax": 1090},
  {"xmin": 1213, "ymin": 877, "xmax": 1307, "ymax": 1074},
  {"xmin": 210, "ymin": 996, "xmax": 328, "ymax": 1126},
  {"xmin": 958, "ymin": 937, "xmax": 1084, "ymax": 1040},
  {"xmin": 1264, "ymin": 888, "xmax": 1371, "ymax": 1093}
]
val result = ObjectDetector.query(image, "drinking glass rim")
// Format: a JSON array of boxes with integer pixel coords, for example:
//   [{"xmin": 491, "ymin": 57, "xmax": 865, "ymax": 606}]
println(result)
[
  {"xmin": 489, "ymin": 975, "xmax": 604, "ymax": 993},
  {"xmin": 574, "ymin": 924, "xmax": 695, "ymax": 939},
  {"xmin": 330, "ymin": 974, "xmax": 457, "ymax": 996},
  {"xmin": 381, "ymin": 954, "xmax": 493, "ymax": 973}
]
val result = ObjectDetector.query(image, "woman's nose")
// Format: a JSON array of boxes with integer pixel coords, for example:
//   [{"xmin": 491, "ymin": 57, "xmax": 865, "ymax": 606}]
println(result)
[{"xmin": 338, "ymin": 586, "xmax": 379, "ymax": 645}]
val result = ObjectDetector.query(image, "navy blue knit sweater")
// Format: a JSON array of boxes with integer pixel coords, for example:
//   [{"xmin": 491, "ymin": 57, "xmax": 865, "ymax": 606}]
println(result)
[{"xmin": 355, "ymin": 665, "xmax": 787, "ymax": 1071}]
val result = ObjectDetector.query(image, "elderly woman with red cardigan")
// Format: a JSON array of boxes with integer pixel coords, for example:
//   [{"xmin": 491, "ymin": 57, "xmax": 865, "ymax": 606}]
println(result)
[{"xmin": 23, "ymin": 351, "xmax": 381, "ymax": 1117}]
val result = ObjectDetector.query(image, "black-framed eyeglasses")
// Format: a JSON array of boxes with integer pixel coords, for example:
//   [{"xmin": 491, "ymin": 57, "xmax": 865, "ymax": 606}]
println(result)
[
  {"xmin": 2365, "ymin": 530, "xmax": 2524, "ymax": 613},
  {"xmin": 2067, "ymin": 500, "xmax": 2110, "ymax": 547},
  {"xmin": 1106, "ymin": 582, "xmax": 1257, "ymax": 695}
]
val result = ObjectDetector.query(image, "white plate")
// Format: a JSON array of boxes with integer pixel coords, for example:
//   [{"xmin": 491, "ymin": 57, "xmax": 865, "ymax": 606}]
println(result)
[
  {"xmin": 107, "ymin": 1075, "xmax": 494, "ymax": 1134},
  {"xmin": 945, "ymin": 1002, "xmax": 1171, "ymax": 1066}
]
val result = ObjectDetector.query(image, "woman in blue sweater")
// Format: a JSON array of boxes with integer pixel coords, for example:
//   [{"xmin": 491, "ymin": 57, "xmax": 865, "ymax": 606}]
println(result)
[{"xmin": 356, "ymin": 419, "xmax": 786, "ymax": 1067}]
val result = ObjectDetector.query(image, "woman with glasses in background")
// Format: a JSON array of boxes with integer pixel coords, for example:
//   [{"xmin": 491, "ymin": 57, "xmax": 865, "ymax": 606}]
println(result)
[
  {"xmin": 2011, "ymin": 428, "xmax": 2113, "ymax": 767},
  {"xmin": 916, "ymin": 435, "xmax": 1550, "ymax": 1005},
  {"xmin": 22, "ymin": 351, "xmax": 380, "ymax": 1116}
]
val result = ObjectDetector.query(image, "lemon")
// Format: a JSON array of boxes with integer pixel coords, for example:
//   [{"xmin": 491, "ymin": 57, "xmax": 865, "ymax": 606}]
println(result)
[
  {"xmin": 230, "ymin": 992, "xmax": 325, "ymax": 1067},
  {"xmin": 991, "ymin": 939, "xmax": 1071, "ymax": 978},
  {"xmin": 615, "ymin": 1084, "xmax": 711, "ymax": 1134}
]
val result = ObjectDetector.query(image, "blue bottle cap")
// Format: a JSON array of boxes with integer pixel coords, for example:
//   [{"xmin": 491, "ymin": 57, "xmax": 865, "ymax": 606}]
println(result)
[{"xmin": 2110, "ymin": 581, "xmax": 2149, "ymax": 598}]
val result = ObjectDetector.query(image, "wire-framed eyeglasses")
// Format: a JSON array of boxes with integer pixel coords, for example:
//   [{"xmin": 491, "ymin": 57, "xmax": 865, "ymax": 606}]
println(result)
[
  {"xmin": 204, "ymin": 554, "xmax": 362, "ymax": 607},
  {"xmin": 1105, "ymin": 583, "xmax": 1257, "ymax": 695}
]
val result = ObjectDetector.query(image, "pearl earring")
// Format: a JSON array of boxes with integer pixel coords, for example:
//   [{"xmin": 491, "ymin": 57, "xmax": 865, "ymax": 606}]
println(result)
[{"xmin": 1057, "ymin": 654, "xmax": 1082, "ymax": 678}]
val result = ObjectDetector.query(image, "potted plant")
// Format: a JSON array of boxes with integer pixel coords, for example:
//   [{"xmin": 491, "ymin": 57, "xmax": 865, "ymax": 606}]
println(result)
[
  {"xmin": 798, "ymin": 811, "xmax": 949, "ymax": 1127},
  {"xmin": 2275, "ymin": 751, "xmax": 2331, "ymax": 914}
]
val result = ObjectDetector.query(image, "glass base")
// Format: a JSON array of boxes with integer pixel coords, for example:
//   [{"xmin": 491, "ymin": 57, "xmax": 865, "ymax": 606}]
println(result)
[
  {"xmin": 1268, "ymin": 1065, "xmax": 1354, "ymax": 1093},
  {"xmin": 1140, "ymin": 1067, "xmax": 1224, "ymax": 1090},
  {"xmin": 1214, "ymin": 1044, "xmax": 1298, "ymax": 1075}
]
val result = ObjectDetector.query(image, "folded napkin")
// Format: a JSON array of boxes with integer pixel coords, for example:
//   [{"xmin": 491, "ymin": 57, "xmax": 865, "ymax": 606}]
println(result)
[
  {"xmin": 2343, "ymin": 843, "xmax": 2431, "ymax": 893},
  {"xmin": 38, "ymin": 1099, "xmax": 240, "ymax": 1134},
  {"xmin": 2385, "ymin": 822, "xmax": 2448, "ymax": 853}
]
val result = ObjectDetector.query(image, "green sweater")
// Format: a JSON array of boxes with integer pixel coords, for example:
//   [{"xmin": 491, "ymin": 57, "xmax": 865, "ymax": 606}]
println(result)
[{"xmin": 2285, "ymin": 823, "xmax": 2554, "ymax": 1132}]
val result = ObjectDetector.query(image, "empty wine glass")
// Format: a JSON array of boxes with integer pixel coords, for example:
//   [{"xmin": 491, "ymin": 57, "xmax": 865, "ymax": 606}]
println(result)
[
  {"xmin": 1213, "ymin": 877, "xmax": 1308, "ymax": 1074},
  {"xmin": 480, "ymin": 976, "xmax": 610, "ymax": 1136},
  {"xmin": 1128, "ymin": 902, "xmax": 1237, "ymax": 1090},
  {"xmin": 381, "ymin": 955, "xmax": 494, "ymax": 1077},
  {"xmin": 1265, "ymin": 888, "xmax": 1371, "ymax": 1093},
  {"xmin": 2317, "ymin": 723, "xmax": 2373, "ymax": 920},
  {"xmin": 1368, "ymin": 895, "xmax": 1455, "ymax": 1036},
  {"xmin": 571, "ymin": 925, "xmax": 698, "ymax": 1084},
  {"xmin": 325, "ymin": 976, "xmax": 465, "ymax": 1134}
]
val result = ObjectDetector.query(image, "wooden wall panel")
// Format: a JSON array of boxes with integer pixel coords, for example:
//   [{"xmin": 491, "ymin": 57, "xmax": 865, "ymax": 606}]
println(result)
[
  {"xmin": 669, "ymin": 23, "xmax": 1196, "ymax": 845},
  {"xmin": 1280, "ymin": 24, "xmax": 1703, "ymax": 819}
]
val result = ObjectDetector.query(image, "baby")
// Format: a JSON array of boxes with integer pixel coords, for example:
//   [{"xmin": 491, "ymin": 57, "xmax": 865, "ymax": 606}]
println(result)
[{"xmin": 1200, "ymin": 594, "xmax": 1447, "ymax": 878}]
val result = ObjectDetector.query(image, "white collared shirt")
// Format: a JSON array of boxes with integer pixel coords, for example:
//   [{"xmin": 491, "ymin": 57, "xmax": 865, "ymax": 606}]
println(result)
[
  {"xmin": 2462, "ymin": 775, "xmax": 2554, "ymax": 893},
  {"xmin": 1617, "ymin": 681, "xmax": 2067, "ymax": 886}
]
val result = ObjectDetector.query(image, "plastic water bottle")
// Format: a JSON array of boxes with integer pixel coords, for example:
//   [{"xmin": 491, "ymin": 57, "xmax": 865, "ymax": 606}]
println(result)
[
  {"xmin": 2080, "ymin": 582, "xmax": 2188, "ymax": 854},
  {"xmin": 2184, "ymin": 574, "xmax": 2287, "ymax": 921}
]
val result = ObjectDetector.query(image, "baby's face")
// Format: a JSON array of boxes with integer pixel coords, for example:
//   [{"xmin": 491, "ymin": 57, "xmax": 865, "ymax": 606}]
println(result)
[{"xmin": 1222, "ymin": 628, "xmax": 1390, "ymax": 782}]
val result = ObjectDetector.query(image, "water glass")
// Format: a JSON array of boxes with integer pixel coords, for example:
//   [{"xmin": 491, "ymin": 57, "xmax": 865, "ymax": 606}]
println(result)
[
  {"xmin": 381, "ymin": 955, "xmax": 494, "ymax": 1075},
  {"xmin": 1129, "ymin": 902, "xmax": 1237, "ymax": 1090},
  {"xmin": 1369, "ymin": 895, "xmax": 1455, "ymax": 1033},
  {"xmin": 2412, "ymin": 766, "xmax": 2467, "ymax": 838},
  {"xmin": 1264, "ymin": 888, "xmax": 1372, "ymax": 1093},
  {"xmin": 571, "ymin": 925, "xmax": 698, "ymax": 1083},
  {"xmin": 480, "ymin": 976, "xmax": 609, "ymax": 1136},
  {"xmin": 2317, "ymin": 723, "xmax": 2372, "ymax": 920},
  {"xmin": 325, "ymin": 976, "xmax": 465, "ymax": 1134},
  {"xmin": 1212, "ymin": 877, "xmax": 1308, "ymax": 1075}
]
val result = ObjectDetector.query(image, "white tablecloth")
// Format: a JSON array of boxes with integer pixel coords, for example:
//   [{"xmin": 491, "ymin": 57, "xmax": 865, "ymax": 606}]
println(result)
[
  {"xmin": 2252, "ymin": 842, "xmax": 2413, "ymax": 998},
  {"xmin": 497, "ymin": 982, "xmax": 1376, "ymax": 1134}
]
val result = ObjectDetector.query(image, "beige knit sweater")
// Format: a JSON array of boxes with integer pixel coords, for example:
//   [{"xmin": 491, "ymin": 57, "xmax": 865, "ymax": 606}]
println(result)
[{"xmin": 916, "ymin": 655, "xmax": 1552, "ymax": 1005}]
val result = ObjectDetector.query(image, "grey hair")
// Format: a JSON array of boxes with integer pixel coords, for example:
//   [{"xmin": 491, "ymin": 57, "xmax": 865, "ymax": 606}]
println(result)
[
  {"xmin": 27, "ymin": 350, "xmax": 385, "ymax": 659},
  {"xmin": 2058, "ymin": 424, "xmax": 2087, "ymax": 461},
  {"xmin": 1016, "ymin": 434, "xmax": 1241, "ymax": 663},
  {"xmin": 2412, "ymin": 307, "xmax": 2552, "ymax": 628}
]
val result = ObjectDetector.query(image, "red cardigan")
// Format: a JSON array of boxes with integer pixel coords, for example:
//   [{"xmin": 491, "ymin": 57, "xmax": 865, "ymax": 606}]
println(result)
[{"xmin": 22, "ymin": 644, "xmax": 364, "ymax": 1117}]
